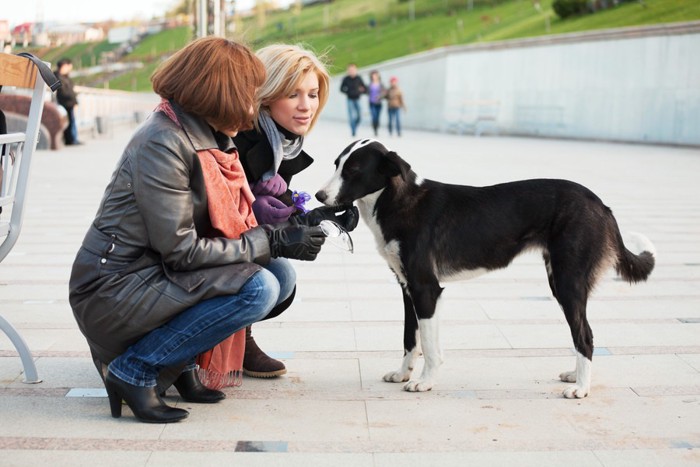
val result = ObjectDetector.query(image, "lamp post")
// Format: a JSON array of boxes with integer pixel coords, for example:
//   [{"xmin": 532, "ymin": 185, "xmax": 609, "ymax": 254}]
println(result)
[
  {"xmin": 198, "ymin": 0, "xmax": 207, "ymax": 37},
  {"xmin": 196, "ymin": 0, "xmax": 228, "ymax": 38}
]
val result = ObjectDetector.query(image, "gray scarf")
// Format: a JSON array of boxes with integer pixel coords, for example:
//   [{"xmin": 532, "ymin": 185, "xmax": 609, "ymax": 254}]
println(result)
[{"xmin": 258, "ymin": 110, "xmax": 304, "ymax": 181}]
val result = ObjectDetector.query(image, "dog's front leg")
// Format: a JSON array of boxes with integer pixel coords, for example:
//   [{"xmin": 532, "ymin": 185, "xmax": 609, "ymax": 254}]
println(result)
[
  {"xmin": 560, "ymin": 351, "xmax": 592, "ymax": 399},
  {"xmin": 383, "ymin": 287, "xmax": 420, "ymax": 384},
  {"xmin": 404, "ymin": 314, "xmax": 442, "ymax": 392},
  {"xmin": 404, "ymin": 285, "xmax": 443, "ymax": 392}
]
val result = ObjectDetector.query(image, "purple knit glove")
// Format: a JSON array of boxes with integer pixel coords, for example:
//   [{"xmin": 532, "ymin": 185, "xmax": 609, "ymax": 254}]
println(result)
[
  {"xmin": 252, "ymin": 173, "xmax": 288, "ymax": 197},
  {"xmin": 252, "ymin": 195, "xmax": 297, "ymax": 225}
]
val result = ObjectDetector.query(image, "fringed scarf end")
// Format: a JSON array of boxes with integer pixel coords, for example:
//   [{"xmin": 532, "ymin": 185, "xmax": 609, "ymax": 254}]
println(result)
[{"xmin": 197, "ymin": 367, "xmax": 243, "ymax": 390}]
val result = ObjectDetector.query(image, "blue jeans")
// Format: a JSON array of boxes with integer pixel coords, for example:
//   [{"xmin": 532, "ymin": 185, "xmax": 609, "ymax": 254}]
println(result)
[
  {"xmin": 388, "ymin": 108, "xmax": 401, "ymax": 136},
  {"xmin": 70, "ymin": 107, "xmax": 79, "ymax": 143},
  {"xmin": 369, "ymin": 102, "xmax": 382, "ymax": 135},
  {"xmin": 346, "ymin": 98, "xmax": 361, "ymax": 136},
  {"xmin": 265, "ymin": 258, "xmax": 296, "ymax": 304},
  {"xmin": 63, "ymin": 106, "xmax": 78, "ymax": 144},
  {"xmin": 109, "ymin": 258, "xmax": 296, "ymax": 387}
]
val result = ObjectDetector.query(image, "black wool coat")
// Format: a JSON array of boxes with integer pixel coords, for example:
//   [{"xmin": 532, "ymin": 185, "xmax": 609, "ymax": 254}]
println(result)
[{"xmin": 233, "ymin": 128, "xmax": 314, "ymax": 192}]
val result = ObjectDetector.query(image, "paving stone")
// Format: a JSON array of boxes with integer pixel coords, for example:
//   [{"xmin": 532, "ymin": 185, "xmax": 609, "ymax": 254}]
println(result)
[{"xmin": 0, "ymin": 119, "xmax": 698, "ymax": 465}]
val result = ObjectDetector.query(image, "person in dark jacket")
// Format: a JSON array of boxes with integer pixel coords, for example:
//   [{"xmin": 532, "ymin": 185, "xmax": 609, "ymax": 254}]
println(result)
[
  {"xmin": 339, "ymin": 63, "xmax": 366, "ymax": 137},
  {"xmin": 54, "ymin": 58, "xmax": 81, "ymax": 145},
  {"xmin": 233, "ymin": 44, "xmax": 359, "ymax": 378},
  {"xmin": 68, "ymin": 37, "xmax": 327, "ymax": 424}
]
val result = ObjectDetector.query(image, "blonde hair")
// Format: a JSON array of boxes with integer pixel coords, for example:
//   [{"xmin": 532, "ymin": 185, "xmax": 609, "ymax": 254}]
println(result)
[
  {"xmin": 151, "ymin": 37, "xmax": 265, "ymax": 134},
  {"xmin": 255, "ymin": 44, "xmax": 330, "ymax": 132}
]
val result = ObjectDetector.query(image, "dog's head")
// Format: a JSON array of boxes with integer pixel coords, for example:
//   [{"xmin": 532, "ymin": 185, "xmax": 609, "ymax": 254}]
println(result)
[{"xmin": 316, "ymin": 139, "xmax": 412, "ymax": 206}]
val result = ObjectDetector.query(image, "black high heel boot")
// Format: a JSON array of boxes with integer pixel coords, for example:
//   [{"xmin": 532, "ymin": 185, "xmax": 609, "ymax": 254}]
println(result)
[
  {"xmin": 173, "ymin": 369, "xmax": 225, "ymax": 403},
  {"xmin": 105, "ymin": 371, "xmax": 189, "ymax": 423}
]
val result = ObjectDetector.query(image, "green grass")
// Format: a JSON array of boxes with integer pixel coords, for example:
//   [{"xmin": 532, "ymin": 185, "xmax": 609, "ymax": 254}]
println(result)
[
  {"xmin": 126, "ymin": 26, "xmax": 192, "ymax": 61},
  {"xmin": 34, "ymin": 0, "xmax": 700, "ymax": 91},
  {"xmin": 266, "ymin": 0, "xmax": 700, "ymax": 72},
  {"xmin": 39, "ymin": 45, "xmax": 72, "ymax": 67},
  {"xmin": 107, "ymin": 60, "xmax": 162, "ymax": 92},
  {"xmin": 85, "ymin": 40, "xmax": 121, "ymax": 67},
  {"xmin": 26, "ymin": 40, "xmax": 120, "ymax": 71},
  {"xmin": 98, "ymin": 26, "xmax": 191, "ymax": 90}
]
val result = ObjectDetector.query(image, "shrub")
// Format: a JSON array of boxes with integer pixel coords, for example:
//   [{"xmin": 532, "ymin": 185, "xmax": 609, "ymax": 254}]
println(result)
[{"xmin": 553, "ymin": 0, "xmax": 590, "ymax": 18}]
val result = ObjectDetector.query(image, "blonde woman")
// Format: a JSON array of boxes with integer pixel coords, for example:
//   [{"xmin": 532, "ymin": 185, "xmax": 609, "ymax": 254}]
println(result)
[{"xmin": 233, "ymin": 44, "xmax": 359, "ymax": 378}]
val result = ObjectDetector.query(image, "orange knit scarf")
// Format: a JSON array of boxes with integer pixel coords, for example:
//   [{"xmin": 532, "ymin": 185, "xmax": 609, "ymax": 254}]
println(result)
[{"xmin": 156, "ymin": 100, "xmax": 257, "ymax": 389}]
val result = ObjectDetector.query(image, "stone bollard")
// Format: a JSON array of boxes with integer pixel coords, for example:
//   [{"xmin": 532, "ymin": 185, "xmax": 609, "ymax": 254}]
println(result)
[{"xmin": 95, "ymin": 116, "xmax": 111, "ymax": 136}]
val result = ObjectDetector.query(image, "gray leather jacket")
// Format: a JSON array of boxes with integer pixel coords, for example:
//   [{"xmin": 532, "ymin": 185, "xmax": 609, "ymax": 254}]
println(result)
[{"xmin": 69, "ymin": 103, "xmax": 271, "ymax": 369}]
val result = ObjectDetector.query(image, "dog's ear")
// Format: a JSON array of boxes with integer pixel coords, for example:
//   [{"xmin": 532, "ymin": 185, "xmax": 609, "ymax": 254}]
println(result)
[{"xmin": 379, "ymin": 151, "xmax": 411, "ymax": 181}]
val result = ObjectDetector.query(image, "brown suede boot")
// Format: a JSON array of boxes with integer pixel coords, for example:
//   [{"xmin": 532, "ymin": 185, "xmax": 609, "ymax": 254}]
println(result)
[{"xmin": 243, "ymin": 325, "xmax": 287, "ymax": 378}]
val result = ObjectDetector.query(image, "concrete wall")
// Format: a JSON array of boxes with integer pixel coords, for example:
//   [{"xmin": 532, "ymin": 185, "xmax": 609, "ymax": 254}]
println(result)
[{"xmin": 323, "ymin": 21, "xmax": 700, "ymax": 146}]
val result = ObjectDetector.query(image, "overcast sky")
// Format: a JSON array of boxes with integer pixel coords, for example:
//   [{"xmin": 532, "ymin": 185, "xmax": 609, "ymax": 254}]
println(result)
[{"xmin": 2, "ymin": 0, "xmax": 263, "ymax": 27}]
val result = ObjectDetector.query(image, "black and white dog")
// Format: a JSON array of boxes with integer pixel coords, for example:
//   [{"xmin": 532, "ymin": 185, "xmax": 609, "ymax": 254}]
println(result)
[{"xmin": 316, "ymin": 139, "xmax": 655, "ymax": 399}]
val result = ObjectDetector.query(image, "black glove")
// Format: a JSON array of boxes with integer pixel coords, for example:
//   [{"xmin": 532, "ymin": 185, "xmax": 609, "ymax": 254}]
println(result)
[
  {"xmin": 264, "ymin": 224, "xmax": 326, "ymax": 261},
  {"xmin": 292, "ymin": 204, "xmax": 360, "ymax": 232}
]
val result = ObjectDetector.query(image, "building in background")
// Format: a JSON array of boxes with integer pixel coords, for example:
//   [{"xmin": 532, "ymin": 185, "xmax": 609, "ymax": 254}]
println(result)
[{"xmin": 0, "ymin": 20, "xmax": 11, "ymax": 52}]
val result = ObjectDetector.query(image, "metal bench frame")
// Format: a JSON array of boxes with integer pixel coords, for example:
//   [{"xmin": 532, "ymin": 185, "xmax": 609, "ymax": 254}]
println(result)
[{"xmin": 0, "ymin": 53, "xmax": 55, "ymax": 384}]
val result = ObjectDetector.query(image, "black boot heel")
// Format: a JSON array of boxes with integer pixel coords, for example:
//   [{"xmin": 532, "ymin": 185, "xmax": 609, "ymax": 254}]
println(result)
[
  {"xmin": 173, "ymin": 369, "xmax": 225, "ymax": 403},
  {"xmin": 106, "ymin": 385, "xmax": 123, "ymax": 418},
  {"xmin": 105, "ymin": 371, "xmax": 189, "ymax": 423}
]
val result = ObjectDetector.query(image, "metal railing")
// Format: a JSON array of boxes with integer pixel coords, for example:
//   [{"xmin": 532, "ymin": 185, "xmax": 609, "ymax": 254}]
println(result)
[{"xmin": 73, "ymin": 86, "xmax": 160, "ymax": 137}]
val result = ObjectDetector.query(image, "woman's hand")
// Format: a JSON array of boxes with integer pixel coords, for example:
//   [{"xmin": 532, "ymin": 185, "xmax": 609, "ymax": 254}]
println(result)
[
  {"xmin": 252, "ymin": 195, "xmax": 297, "ymax": 225},
  {"xmin": 291, "ymin": 204, "xmax": 360, "ymax": 232},
  {"xmin": 252, "ymin": 174, "xmax": 288, "ymax": 197},
  {"xmin": 264, "ymin": 224, "xmax": 325, "ymax": 261}
]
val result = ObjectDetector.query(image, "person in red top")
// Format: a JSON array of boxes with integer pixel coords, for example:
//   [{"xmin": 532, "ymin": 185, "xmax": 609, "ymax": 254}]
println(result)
[{"xmin": 386, "ymin": 76, "xmax": 406, "ymax": 137}]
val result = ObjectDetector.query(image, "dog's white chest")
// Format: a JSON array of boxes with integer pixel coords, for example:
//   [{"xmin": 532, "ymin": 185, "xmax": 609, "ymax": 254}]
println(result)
[
  {"xmin": 358, "ymin": 196, "xmax": 407, "ymax": 286},
  {"xmin": 381, "ymin": 240, "xmax": 406, "ymax": 285}
]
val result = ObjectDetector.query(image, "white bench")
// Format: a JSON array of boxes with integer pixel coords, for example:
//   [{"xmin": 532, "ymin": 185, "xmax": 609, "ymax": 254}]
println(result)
[{"xmin": 0, "ymin": 53, "xmax": 60, "ymax": 383}]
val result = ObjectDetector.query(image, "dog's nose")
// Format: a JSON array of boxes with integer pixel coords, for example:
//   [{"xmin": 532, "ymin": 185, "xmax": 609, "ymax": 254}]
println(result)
[{"xmin": 315, "ymin": 190, "xmax": 327, "ymax": 203}]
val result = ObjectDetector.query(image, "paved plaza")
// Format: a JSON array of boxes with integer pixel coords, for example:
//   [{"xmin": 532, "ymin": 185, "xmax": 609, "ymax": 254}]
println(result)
[{"xmin": 1, "ymin": 118, "xmax": 699, "ymax": 466}]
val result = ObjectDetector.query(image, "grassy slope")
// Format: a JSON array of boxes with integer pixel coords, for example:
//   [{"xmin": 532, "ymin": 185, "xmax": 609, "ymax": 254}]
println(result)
[
  {"xmin": 37, "ymin": 0, "xmax": 700, "ymax": 91},
  {"xmin": 126, "ymin": 26, "xmax": 192, "ymax": 61},
  {"xmin": 257, "ymin": 0, "xmax": 700, "ymax": 73},
  {"xmin": 32, "ymin": 40, "xmax": 120, "ymax": 70}
]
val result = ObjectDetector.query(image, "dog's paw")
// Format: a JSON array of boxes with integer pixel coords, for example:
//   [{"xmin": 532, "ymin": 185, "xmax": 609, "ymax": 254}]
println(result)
[
  {"xmin": 562, "ymin": 384, "xmax": 589, "ymax": 399},
  {"xmin": 403, "ymin": 379, "xmax": 433, "ymax": 392},
  {"xmin": 383, "ymin": 370, "xmax": 411, "ymax": 383},
  {"xmin": 559, "ymin": 370, "xmax": 576, "ymax": 383}
]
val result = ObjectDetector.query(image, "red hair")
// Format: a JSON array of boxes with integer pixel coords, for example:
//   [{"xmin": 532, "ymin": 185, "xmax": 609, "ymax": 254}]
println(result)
[{"xmin": 152, "ymin": 37, "xmax": 266, "ymax": 133}]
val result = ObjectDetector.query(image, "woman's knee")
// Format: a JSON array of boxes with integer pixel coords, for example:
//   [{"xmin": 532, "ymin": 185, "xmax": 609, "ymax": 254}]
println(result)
[
  {"xmin": 265, "ymin": 258, "xmax": 296, "ymax": 303},
  {"xmin": 242, "ymin": 269, "xmax": 280, "ymax": 322}
]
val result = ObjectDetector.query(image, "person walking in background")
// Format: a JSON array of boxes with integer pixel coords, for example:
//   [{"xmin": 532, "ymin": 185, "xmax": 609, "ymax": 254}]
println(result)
[
  {"xmin": 339, "ymin": 63, "xmax": 365, "ymax": 137},
  {"xmin": 54, "ymin": 58, "xmax": 81, "ymax": 145},
  {"xmin": 68, "ymin": 37, "xmax": 327, "ymax": 424},
  {"xmin": 367, "ymin": 70, "xmax": 385, "ymax": 137},
  {"xmin": 228, "ymin": 44, "xmax": 359, "ymax": 381},
  {"xmin": 386, "ymin": 76, "xmax": 406, "ymax": 137}
]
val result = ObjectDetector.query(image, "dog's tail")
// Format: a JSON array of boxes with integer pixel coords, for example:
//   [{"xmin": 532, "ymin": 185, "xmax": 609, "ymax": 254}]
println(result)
[{"xmin": 614, "ymin": 231, "xmax": 656, "ymax": 283}]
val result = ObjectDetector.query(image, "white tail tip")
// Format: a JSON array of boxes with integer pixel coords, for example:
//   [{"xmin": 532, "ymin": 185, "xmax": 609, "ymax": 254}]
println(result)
[{"xmin": 626, "ymin": 232, "xmax": 656, "ymax": 257}]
